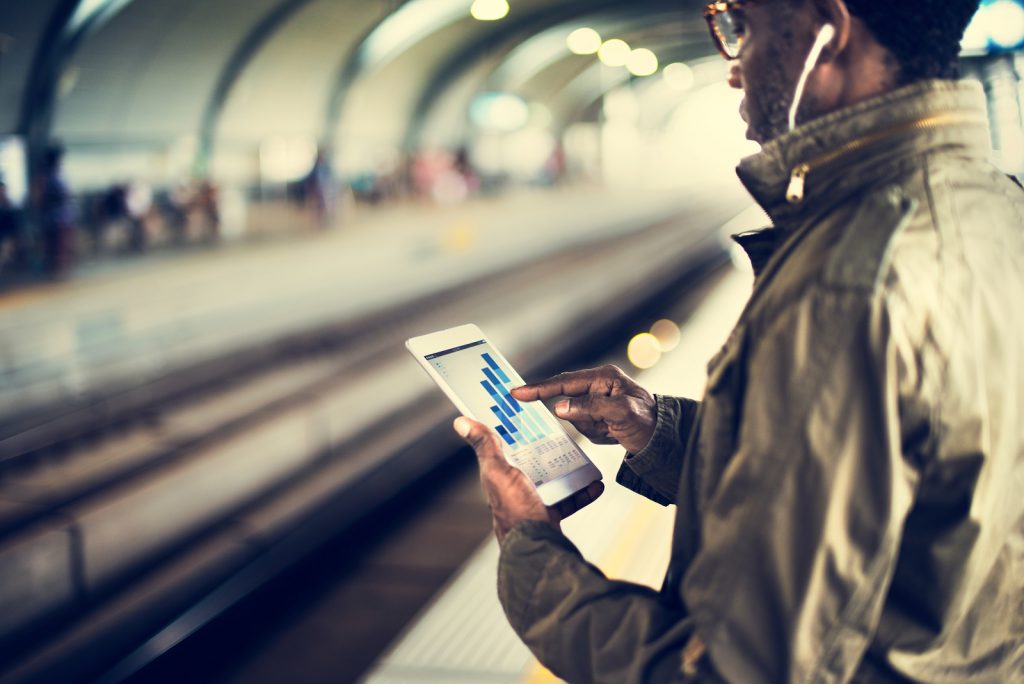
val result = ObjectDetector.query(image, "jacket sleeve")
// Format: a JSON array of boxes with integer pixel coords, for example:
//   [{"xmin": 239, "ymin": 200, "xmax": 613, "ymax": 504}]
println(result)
[
  {"xmin": 496, "ymin": 286, "xmax": 917, "ymax": 683},
  {"xmin": 682, "ymin": 286, "xmax": 918, "ymax": 682},
  {"xmin": 615, "ymin": 395, "xmax": 699, "ymax": 506},
  {"xmin": 498, "ymin": 521, "xmax": 696, "ymax": 684}
]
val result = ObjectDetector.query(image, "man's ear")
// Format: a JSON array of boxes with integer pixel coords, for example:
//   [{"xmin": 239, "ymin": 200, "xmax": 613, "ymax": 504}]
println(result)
[{"xmin": 812, "ymin": 0, "xmax": 851, "ymax": 58}]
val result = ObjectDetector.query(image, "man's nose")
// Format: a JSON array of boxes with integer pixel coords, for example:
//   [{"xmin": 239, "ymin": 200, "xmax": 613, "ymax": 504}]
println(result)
[{"xmin": 727, "ymin": 62, "xmax": 743, "ymax": 90}]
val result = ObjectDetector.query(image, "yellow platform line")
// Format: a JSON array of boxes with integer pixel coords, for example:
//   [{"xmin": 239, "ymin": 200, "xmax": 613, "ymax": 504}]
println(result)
[{"xmin": 0, "ymin": 282, "xmax": 64, "ymax": 311}]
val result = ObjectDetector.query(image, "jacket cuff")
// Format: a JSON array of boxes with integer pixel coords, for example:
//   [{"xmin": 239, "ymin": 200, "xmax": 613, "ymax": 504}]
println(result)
[
  {"xmin": 614, "ymin": 465, "xmax": 674, "ymax": 506},
  {"xmin": 497, "ymin": 520, "xmax": 580, "ymax": 633},
  {"xmin": 614, "ymin": 395, "xmax": 697, "ymax": 505},
  {"xmin": 623, "ymin": 394, "xmax": 683, "ymax": 477}
]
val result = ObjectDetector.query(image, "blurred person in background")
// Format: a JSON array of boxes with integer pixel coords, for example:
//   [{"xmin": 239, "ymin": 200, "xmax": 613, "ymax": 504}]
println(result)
[
  {"xmin": 91, "ymin": 183, "xmax": 128, "ymax": 255},
  {"xmin": 31, "ymin": 144, "xmax": 77, "ymax": 278},
  {"xmin": 0, "ymin": 181, "xmax": 21, "ymax": 274},
  {"xmin": 155, "ymin": 182, "xmax": 190, "ymax": 246},
  {"xmin": 195, "ymin": 178, "xmax": 221, "ymax": 243},
  {"xmin": 454, "ymin": 0, "xmax": 1024, "ymax": 681},
  {"xmin": 303, "ymin": 148, "xmax": 336, "ymax": 228},
  {"xmin": 125, "ymin": 179, "xmax": 153, "ymax": 252}
]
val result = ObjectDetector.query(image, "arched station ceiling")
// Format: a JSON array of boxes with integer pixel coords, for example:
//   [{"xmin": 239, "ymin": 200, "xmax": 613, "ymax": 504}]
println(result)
[
  {"xmin": 2, "ymin": 0, "xmax": 720, "ymax": 186},
  {"xmin": 213, "ymin": 1, "xmax": 394, "ymax": 158},
  {"xmin": 511, "ymin": 20, "xmax": 714, "ymax": 105},
  {"xmin": 53, "ymin": 0, "xmax": 284, "ymax": 145},
  {"xmin": 399, "ymin": 0, "xmax": 699, "ymax": 149},
  {"xmin": 411, "ymin": 11, "xmax": 719, "ymax": 146}
]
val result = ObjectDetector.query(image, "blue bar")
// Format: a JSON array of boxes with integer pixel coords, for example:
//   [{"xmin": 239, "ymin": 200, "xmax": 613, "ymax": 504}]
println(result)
[
  {"xmin": 532, "ymin": 404, "xmax": 557, "ymax": 432},
  {"xmin": 483, "ymin": 367, "xmax": 522, "ymax": 412},
  {"xmin": 520, "ymin": 408, "xmax": 546, "ymax": 439},
  {"xmin": 481, "ymin": 356, "xmax": 520, "ymax": 411},
  {"xmin": 495, "ymin": 424, "xmax": 515, "ymax": 446},
  {"xmin": 491, "ymin": 405, "xmax": 519, "ymax": 437},
  {"xmin": 529, "ymin": 407, "xmax": 552, "ymax": 438},
  {"xmin": 482, "ymin": 353, "xmax": 511, "ymax": 384},
  {"xmin": 513, "ymin": 414, "xmax": 537, "ymax": 442},
  {"xmin": 481, "ymin": 380, "xmax": 516, "ymax": 418},
  {"xmin": 482, "ymin": 366, "xmax": 503, "ymax": 390},
  {"xmin": 501, "ymin": 387, "xmax": 522, "ymax": 413}
]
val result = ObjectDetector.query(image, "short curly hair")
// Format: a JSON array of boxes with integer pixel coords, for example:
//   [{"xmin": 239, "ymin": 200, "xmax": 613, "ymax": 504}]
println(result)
[{"xmin": 843, "ymin": 0, "xmax": 982, "ymax": 83}]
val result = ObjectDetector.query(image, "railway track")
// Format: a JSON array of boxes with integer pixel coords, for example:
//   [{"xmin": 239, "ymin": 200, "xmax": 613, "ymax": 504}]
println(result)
[{"xmin": 0, "ymin": 200, "xmax": 742, "ymax": 684}]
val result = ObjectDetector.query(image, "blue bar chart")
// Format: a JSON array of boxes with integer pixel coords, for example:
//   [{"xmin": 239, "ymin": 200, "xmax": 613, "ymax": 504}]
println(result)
[{"xmin": 478, "ymin": 352, "xmax": 552, "ymax": 448}]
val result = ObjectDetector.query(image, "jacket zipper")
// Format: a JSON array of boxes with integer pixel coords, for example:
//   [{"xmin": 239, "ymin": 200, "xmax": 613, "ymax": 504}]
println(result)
[{"xmin": 786, "ymin": 111, "xmax": 988, "ymax": 204}]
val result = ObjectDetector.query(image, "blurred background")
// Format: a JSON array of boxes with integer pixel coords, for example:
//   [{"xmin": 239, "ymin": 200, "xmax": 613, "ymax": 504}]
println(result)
[{"xmin": 0, "ymin": 1, "xmax": 1020, "ymax": 682}]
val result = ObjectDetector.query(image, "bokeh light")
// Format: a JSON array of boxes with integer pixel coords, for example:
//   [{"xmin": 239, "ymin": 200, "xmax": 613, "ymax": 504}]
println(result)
[
  {"xmin": 470, "ymin": 92, "xmax": 529, "ymax": 132},
  {"xmin": 663, "ymin": 62, "xmax": 695, "ymax": 91},
  {"xmin": 962, "ymin": 0, "xmax": 1024, "ymax": 52},
  {"xmin": 627, "ymin": 333, "xmax": 662, "ymax": 369},
  {"xmin": 566, "ymin": 27, "xmax": 602, "ymax": 55},
  {"xmin": 627, "ymin": 48, "xmax": 659, "ymax": 77},
  {"xmin": 986, "ymin": 0, "xmax": 1024, "ymax": 48},
  {"xmin": 470, "ymin": 0, "xmax": 509, "ymax": 21},
  {"xmin": 597, "ymin": 39, "xmax": 631, "ymax": 67},
  {"xmin": 259, "ymin": 134, "xmax": 318, "ymax": 182},
  {"xmin": 650, "ymin": 319, "xmax": 681, "ymax": 352}
]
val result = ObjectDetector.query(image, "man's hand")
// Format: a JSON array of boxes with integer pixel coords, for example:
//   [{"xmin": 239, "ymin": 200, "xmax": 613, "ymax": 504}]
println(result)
[
  {"xmin": 510, "ymin": 365, "xmax": 657, "ymax": 455},
  {"xmin": 455, "ymin": 417, "xmax": 604, "ymax": 542}
]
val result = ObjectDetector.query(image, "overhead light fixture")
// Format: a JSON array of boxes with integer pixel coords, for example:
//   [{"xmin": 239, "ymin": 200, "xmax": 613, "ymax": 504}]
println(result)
[
  {"xmin": 566, "ymin": 27, "xmax": 602, "ymax": 55},
  {"xmin": 597, "ymin": 38, "xmax": 631, "ymax": 67},
  {"xmin": 470, "ymin": 0, "xmax": 509, "ymax": 21},
  {"xmin": 627, "ymin": 48, "xmax": 658, "ymax": 77}
]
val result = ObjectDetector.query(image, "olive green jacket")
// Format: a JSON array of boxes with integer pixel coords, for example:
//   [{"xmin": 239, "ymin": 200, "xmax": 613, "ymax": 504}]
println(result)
[{"xmin": 497, "ymin": 80, "xmax": 1024, "ymax": 683}]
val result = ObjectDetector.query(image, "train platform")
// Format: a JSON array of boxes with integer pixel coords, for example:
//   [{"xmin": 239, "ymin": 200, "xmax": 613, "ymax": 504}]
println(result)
[
  {"xmin": 0, "ymin": 182, "xmax": 745, "ymax": 429},
  {"xmin": 0, "ymin": 186, "xmax": 760, "ymax": 684},
  {"xmin": 363, "ymin": 238, "xmax": 757, "ymax": 683}
]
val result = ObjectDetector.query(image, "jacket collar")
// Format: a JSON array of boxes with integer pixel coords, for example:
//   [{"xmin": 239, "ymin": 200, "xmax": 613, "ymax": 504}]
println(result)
[
  {"xmin": 736, "ymin": 80, "xmax": 992, "ymax": 228},
  {"xmin": 731, "ymin": 229, "xmax": 780, "ymax": 278}
]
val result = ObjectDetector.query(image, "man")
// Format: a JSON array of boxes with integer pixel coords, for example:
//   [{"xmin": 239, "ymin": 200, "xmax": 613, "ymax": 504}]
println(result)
[
  {"xmin": 31, "ymin": 145, "xmax": 77, "ymax": 278},
  {"xmin": 0, "ymin": 181, "xmax": 21, "ymax": 273},
  {"xmin": 454, "ymin": 0, "xmax": 1024, "ymax": 681}
]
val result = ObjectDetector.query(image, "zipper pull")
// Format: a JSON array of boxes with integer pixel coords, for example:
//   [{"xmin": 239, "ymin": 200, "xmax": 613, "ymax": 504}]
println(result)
[{"xmin": 787, "ymin": 163, "xmax": 810, "ymax": 204}]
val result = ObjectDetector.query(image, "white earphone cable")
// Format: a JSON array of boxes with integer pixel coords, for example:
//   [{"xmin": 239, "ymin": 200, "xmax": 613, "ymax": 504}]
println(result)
[{"xmin": 789, "ymin": 23, "xmax": 836, "ymax": 132}]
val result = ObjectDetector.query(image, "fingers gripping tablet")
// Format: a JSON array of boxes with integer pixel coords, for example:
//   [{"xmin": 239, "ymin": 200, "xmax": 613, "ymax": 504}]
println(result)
[{"xmin": 406, "ymin": 324, "xmax": 603, "ymax": 505}]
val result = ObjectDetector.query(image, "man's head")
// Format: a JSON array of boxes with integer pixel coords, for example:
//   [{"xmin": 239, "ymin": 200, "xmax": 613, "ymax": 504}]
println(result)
[{"xmin": 709, "ymin": 0, "xmax": 982, "ymax": 143}]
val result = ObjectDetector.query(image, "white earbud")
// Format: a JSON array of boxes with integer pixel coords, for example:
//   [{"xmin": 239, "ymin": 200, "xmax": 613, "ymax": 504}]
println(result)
[{"xmin": 788, "ymin": 23, "xmax": 836, "ymax": 132}]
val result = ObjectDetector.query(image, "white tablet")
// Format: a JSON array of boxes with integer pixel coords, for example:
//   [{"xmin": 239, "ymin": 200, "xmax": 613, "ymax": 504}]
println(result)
[{"xmin": 407, "ymin": 324, "xmax": 603, "ymax": 506}]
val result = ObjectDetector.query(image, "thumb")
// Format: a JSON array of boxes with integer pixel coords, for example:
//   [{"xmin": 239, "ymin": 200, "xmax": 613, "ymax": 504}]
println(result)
[{"xmin": 454, "ymin": 416, "xmax": 509, "ymax": 471}]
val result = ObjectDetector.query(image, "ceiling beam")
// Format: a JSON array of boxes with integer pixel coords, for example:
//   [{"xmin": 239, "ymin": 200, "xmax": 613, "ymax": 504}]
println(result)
[
  {"xmin": 18, "ymin": 0, "xmax": 135, "ymax": 173},
  {"xmin": 194, "ymin": 0, "xmax": 318, "ymax": 175}
]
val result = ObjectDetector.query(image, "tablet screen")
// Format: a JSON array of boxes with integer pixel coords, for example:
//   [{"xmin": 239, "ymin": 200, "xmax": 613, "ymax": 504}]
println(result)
[{"xmin": 425, "ymin": 339, "xmax": 590, "ymax": 486}]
